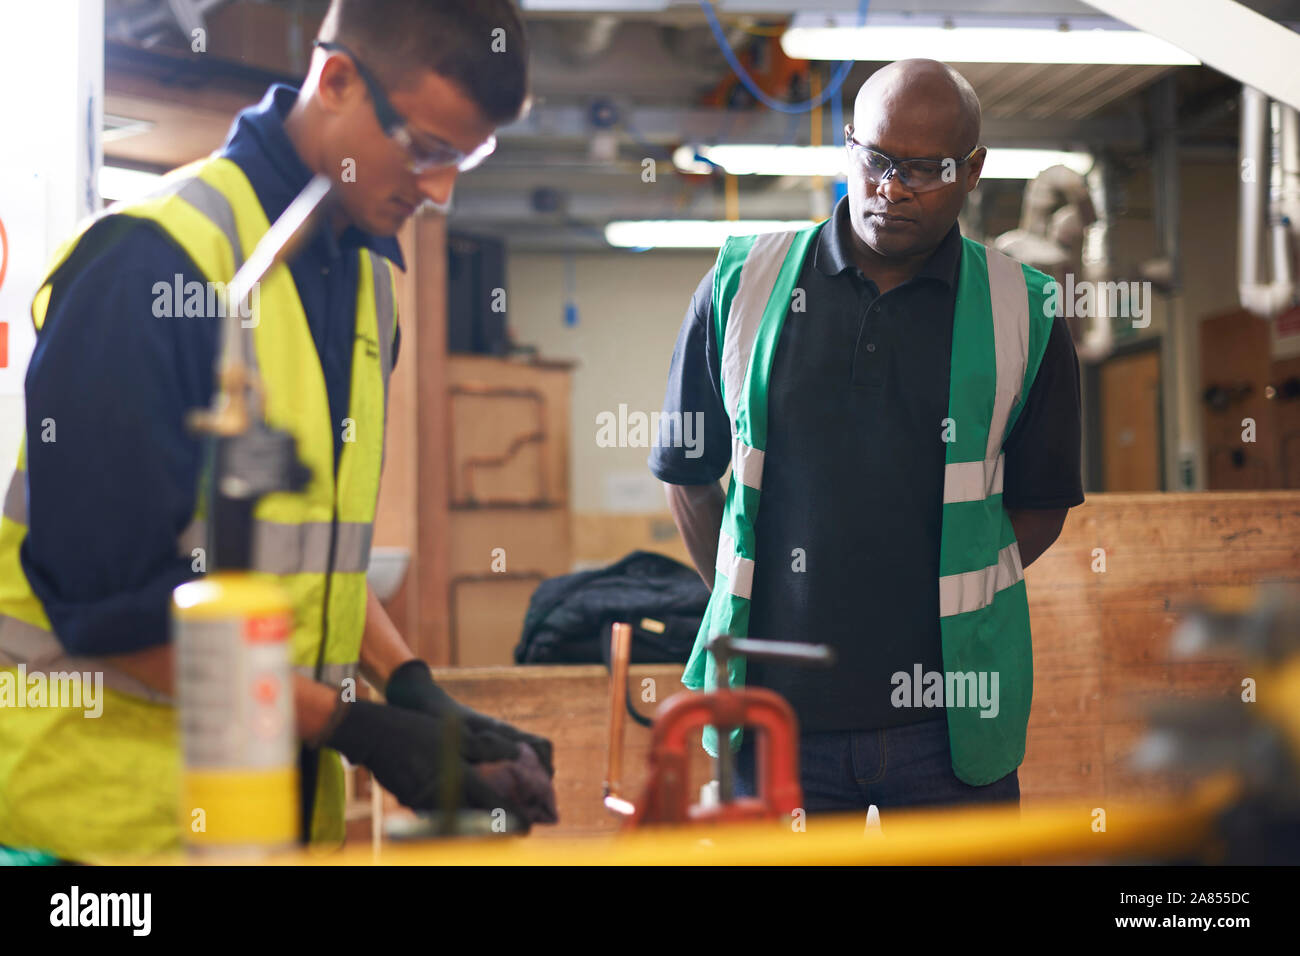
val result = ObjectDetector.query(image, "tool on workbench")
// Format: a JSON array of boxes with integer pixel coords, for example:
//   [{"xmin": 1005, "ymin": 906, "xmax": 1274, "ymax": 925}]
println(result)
[
  {"xmin": 172, "ymin": 175, "xmax": 332, "ymax": 854},
  {"xmin": 604, "ymin": 622, "xmax": 833, "ymax": 825}
]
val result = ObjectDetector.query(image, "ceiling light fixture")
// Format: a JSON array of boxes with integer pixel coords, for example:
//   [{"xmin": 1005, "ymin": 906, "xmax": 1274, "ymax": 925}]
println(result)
[{"xmin": 780, "ymin": 14, "xmax": 1199, "ymax": 66}]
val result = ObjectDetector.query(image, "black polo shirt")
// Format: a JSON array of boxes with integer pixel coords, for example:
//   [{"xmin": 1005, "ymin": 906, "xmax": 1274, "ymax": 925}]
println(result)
[{"xmin": 649, "ymin": 195, "xmax": 1084, "ymax": 732}]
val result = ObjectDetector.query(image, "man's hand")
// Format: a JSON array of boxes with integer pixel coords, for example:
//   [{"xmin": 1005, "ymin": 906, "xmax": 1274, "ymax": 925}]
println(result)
[
  {"xmin": 1007, "ymin": 507, "xmax": 1068, "ymax": 568},
  {"xmin": 320, "ymin": 699, "xmax": 533, "ymax": 822},
  {"xmin": 384, "ymin": 659, "xmax": 555, "ymax": 776},
  {"xmin": 473, "ymin": 743, "xmax": 558, "ymax": 825}
]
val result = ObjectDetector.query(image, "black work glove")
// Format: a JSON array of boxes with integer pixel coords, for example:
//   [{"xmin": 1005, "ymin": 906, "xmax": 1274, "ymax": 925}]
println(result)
[
  {"xmin": 474, "ymin": 744, "xmax": 559, "ymax": 825},
  {"xmin": 384, "ymin": 659, "xmax": 555, "ymax": 777},
  {"xmin": 322, "ymin": 699, "xmax": 529, "ymax": 822}
]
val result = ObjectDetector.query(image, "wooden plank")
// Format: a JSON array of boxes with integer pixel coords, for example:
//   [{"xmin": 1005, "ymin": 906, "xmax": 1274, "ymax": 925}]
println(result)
[
  {"xmin": 412, "ymin": 214, "xmax": 452, "ymax": 664},
  {"xmin": 373, "ymin": 217, "xmax": 421, "ymax": 639},
  {"xmin": 448, "ymin": 510, "xmax": 572, "ymax": 578}
]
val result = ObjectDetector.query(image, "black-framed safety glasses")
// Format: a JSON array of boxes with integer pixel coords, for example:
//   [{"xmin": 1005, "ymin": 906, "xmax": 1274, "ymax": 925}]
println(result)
[
  {"xmin": 314, "ymin": 39, "xmax": 496, "ymax": 174},
  {"xmin": 844, "ymin": 125, "xmax": 980, "ymax": 192}
]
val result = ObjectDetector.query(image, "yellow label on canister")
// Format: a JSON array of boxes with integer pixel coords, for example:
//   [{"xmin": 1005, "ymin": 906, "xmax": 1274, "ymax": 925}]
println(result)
[{"xmin": 181, "ymin": 767, "xmax": 299, "ymax": 848}]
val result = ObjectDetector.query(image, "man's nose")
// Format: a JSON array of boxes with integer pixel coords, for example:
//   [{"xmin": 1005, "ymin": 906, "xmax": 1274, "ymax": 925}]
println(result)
[
  {"xmin": 417, "ymin": 167, "xmax": 458, "ymax": 206},
  {"xmin": 876, "ymin": 171, "xmax": 914, "ymax": 203}
]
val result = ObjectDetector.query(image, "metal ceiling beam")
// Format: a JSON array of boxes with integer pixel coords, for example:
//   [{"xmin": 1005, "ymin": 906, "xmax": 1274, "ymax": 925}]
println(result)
[
  {"xmin": 524, "ymin": 0, "xmax": 1101, "ymax": 13},
  {"xmin": 1081, "ymin": 0, "xmax": 1300, "ymax": 110},
  {"xmin": 502, "ymin": 104, "xmax": 1145, "ymax": 147},
  {"xmin": 450, "ymin": 187, "xmax": 823, "ymax": 222}
]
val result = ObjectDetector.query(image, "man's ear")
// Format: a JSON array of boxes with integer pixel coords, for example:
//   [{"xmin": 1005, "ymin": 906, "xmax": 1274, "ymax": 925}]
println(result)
[
  {"xmin": 965, "ymin": 146, "xmax": 987, "ymax": 191},
  {"xmin": 315, "ymin": 50, "xmax": 359, "ymax": 114}
]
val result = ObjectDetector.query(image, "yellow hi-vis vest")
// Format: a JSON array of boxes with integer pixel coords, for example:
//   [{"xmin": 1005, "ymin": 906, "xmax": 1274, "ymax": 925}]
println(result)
[
  {"xmin": 683, "ymin": 225, "xmax": 1054, "ymax": 785},
  {"xmin": 0, "ymin": 156, "xmax": 397, "ymax": 861}
]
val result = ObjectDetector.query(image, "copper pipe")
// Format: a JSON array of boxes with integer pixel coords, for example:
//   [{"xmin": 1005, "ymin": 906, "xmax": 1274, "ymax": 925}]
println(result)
[{"xmin": 603, "ymin": 622, "xmax": 634, "ymax": 815}]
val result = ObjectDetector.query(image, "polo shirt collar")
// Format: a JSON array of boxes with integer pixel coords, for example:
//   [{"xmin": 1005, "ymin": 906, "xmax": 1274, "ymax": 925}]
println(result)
[
  {"xmin": 813, "ymin": 194, "xmax": 960, "ymax": 288},
  {"xmin": 221, "ymin": 84, "xmax": 407, "ymax": 272}
]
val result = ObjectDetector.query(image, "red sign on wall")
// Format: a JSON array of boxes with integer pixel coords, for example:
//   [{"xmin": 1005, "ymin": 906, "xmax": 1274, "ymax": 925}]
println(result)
[{"xmin": 0, "ymin": 213, "xmax": 9, "ymax": 370}]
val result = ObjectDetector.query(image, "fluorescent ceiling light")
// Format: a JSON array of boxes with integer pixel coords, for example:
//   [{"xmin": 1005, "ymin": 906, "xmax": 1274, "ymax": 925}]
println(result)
[
  {"xmin": 675, "ymin": 145, "xmax": 1092, "ymax": 181},
  {"xmin": 984, "ymin": 149, "xmax": 1093, "ymax": 179},
  {"xmin": 521, "ymin": 0, "xmax": 667, "ymax": 9},
  {"xmin": 605, "ymin": 220, "xmax": 816, "ymax": 249},
  {"xmin": 102, "ymin": 113, "xmax": 156, "ymax": 143},
  {"xmin": 781, "ymin": 14, "xmax": 1199, "ymax": 66},
  {"xmin": 676, "ymin": 144, "xmax": 845, "ymax": 177},
  {"xmin": 98, "ymin": 166, "xmax": 163, "ymax": 202}
]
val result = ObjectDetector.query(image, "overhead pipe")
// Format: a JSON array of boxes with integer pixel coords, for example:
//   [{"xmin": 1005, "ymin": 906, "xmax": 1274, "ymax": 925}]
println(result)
[
  {"xmin": 1077, "ymin": 157, "xmax": 1116, "ymax": 363},
  {"xmin": 1151, "ymin": 76, "xmax": 1199, "ymax": 490},
  {"xmin": 1239, "ymin": 86, "xmax": 1299, "ymax": 317}
]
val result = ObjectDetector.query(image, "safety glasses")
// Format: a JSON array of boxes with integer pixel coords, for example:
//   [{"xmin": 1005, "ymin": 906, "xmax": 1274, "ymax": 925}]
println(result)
[
  {"xmin": 314, "ymin": 40, "xmax": 496, "ymax": 174},
  {"xmin": 844, "ymin": 125, "xmax": 980, "ymax": 193}
]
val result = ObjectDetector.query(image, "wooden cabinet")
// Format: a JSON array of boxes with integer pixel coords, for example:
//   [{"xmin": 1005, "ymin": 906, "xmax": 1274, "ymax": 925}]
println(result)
[
  {"xmin": 372, "ymin": 211, "xmax": 573, "ymax": 665},
  {"xmin": 1199, "ymin": 309, "xmax": 1300, "ymax": 489},
  {"xmin": 445, "ymin": 357, "xmax": 573, "ymax": 665}
]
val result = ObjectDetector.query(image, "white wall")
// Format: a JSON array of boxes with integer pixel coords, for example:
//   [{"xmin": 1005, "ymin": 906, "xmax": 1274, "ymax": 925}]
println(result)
[
  {"xmin": 507, "ymin": 250, "xmax": 715, "ymax": 514},
  {"xmin": 0, "ymin": 0, "xmax": 103, "ymax": 491}
]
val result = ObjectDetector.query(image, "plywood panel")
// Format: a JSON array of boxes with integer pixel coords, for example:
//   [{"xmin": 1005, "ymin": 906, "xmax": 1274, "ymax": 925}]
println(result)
[
  {"xmin": 1099, "ymin": 348, "xmax": 1162, "ymax": 491},
  {"xmin": 411, "ymin": 214, "xmax": 452, "ymax": 664},
  {"xmin": 572, "ymin": 511, "xmax": 693, "ymax": 569},
  {"xmin": 449, "ymin": 510, "xmax": 572, "ymax": 578},
  {"xmin": 452, "ymin": 578, "xmax": 545, "ymax": 666},
  {"xmin": 1272, "ymin": 354, "xmax": 1300, "ymax": 488},
  {"xmin": 1025, "ymin": 491, "xmax": 1299, "ymax": 804},
  {"xmin": 1200, "ymin": 309, "xmax": 1280, "ymax": 489},
  {"xmin": 448, "ymin": 357, "xmax": 572, "ymax": 508}
]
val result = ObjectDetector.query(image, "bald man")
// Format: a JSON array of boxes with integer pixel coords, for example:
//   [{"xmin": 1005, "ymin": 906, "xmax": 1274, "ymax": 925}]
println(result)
[{"xmin": 651, "ymin": 60, "xmax": 1084, "ymax": 814}]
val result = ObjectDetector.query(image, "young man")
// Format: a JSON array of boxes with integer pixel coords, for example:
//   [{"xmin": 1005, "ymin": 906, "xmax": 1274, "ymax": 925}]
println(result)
[
  {"xmin": 0, "ymin": 0, "xmax": 555, "ymax": 861},
  {"xmin": 652, "ymin": 60, "xmax": 1085, "ymax": 813}
]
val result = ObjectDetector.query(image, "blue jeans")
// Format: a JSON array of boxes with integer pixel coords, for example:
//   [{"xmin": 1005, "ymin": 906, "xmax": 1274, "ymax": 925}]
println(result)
[{"xmin": 734, "ymin": 715, "xmax": 1020, "ymax": 813}]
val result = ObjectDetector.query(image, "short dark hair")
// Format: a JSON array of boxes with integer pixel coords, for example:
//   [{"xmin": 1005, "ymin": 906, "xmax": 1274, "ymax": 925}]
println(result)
[{"xmin": 319, "ymin": 0, "xmax": 529, "ymax": 125}]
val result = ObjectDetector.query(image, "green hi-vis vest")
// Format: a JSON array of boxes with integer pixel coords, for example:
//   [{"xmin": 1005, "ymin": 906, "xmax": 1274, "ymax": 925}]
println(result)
[
  {"xmin": 682, "ymin": 224, "xmax": 1054, "ymax": 786},
  {"xmin": 0, "ymin": 157, "xmax": 398, "ymax": 861}
]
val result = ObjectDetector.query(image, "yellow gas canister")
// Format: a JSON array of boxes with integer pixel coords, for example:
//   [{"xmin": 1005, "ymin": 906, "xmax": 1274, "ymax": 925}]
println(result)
[{"xmin": 172, "ymin": 573, "xmax": 299, "ymax": 853}]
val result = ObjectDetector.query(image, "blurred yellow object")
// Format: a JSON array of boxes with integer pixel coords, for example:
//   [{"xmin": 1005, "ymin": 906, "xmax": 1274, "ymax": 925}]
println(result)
[
  {"xmin": 174, "ymin": 573, "xmax": 299, "ymax": 852},
  {"xmin": 121, "ymin": 772, "xmax": 1239, "ymax": 866}
]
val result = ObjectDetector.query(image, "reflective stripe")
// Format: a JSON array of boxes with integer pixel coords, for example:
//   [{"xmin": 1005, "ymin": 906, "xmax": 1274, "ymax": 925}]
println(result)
[
  {"xmin": 370, "ymin": 251, "xmax": 395, "ymax": 405},
  {"xmin": 0, "ymin": 614, "xmax": 172, "ymax": 704},
  {"xmin": 3, "ymin": 467, "xmax": 25, "ymax": 524},
  {"xmin": 294, "ymin": 661, "xmax": 358, "ymax": 690},
  {"xmin": 985, "ymin": 249, "xmax": 1030, "ymax": 460},
  {"xmin": 181, "ymin": 519, "xmax": 374, "ymax": 574},
  {"xmin": 938, "ymin": 542, "xmax": 1024, "ymax": 618},
  {"xmin": 732, "ymin": 436, "xmax": 765, "ymax": 491},
  {"xmin": 721, "ymin": 231, "xmax": 795, "ymax": 423},
  {"xmin": 252, "ymin": 520, "xmax": 372, "ymax": 575},
  {"xmin": 715, "ymin": 528, "xmax": 755, "ymax": 600},
  {"xmin": 174, "ymin": 177, "xmax": 246, "ymax": 269},
  {"xmin": 943, "ymin": 454, "xmax": 1005, "ymax": 504},
  {"xmin": 328, "ymin": 522, "xmax": 373, "ymax": 574}
]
